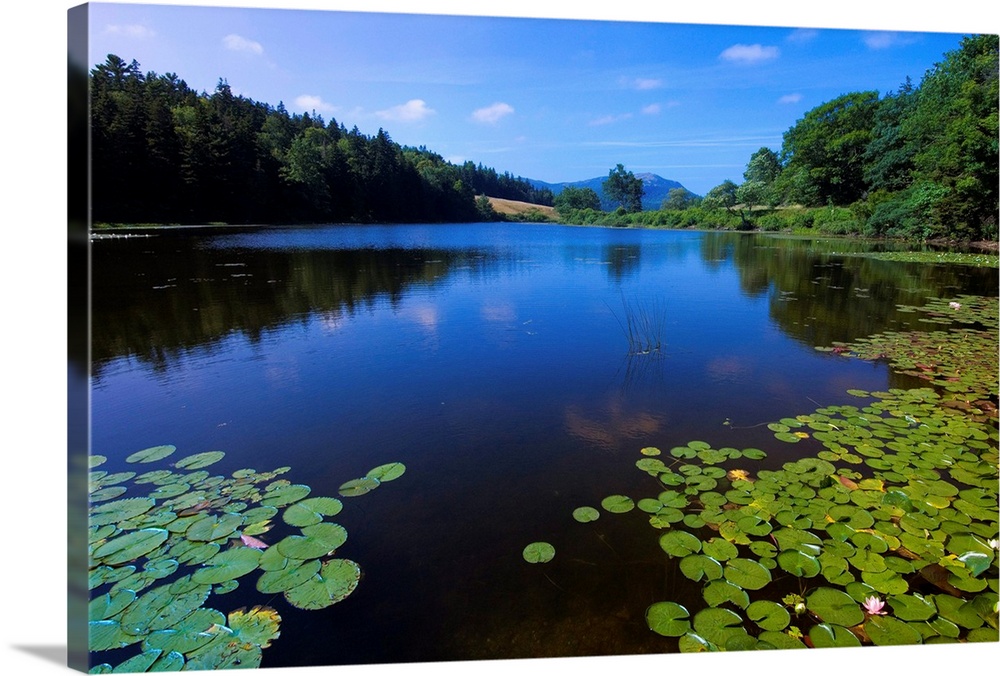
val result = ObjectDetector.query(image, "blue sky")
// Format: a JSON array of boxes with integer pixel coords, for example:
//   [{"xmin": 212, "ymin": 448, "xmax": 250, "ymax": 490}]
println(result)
[{"xmin": 83, "ymin": 2, "xmax": 991, "ymax": 195}]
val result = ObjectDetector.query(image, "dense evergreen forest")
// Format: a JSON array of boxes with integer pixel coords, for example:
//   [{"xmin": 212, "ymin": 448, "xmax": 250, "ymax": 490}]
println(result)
[{"xmin": 90, "ymin": 54, "xmax": 553, "ymax": 226}]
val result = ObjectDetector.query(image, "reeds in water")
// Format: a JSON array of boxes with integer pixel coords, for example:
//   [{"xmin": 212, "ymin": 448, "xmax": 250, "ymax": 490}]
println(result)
[{"xmin": 608, "ymin": 295, "xmax": 667, "ymax": 355}]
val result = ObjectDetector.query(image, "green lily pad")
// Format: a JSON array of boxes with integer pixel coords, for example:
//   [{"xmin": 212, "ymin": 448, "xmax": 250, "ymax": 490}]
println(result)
[
  {"xmin": 777, "ymin": 550, "xmax": 821, "ymax": 578},
  {"xmin": 277, "ymin": 523, "xmax": 348, "ymax": 560},
  {"xmin": 283, "ymin": 559, "xmax": 361, "ymax": 610},
  {"xmin": 126, "ymin": 445, "xmax": 177, "ymax": 464},
  {"xmin": 659, "ymin": 530, "xmax": 701, "ymax": 558},
  {"xmin": 282, "ymin": 497, "xmax": 344, "ymax": 527},
  {"xmin": 92, "ymin": 528, "xmax": 170, "ymax": 566},
  {"xmin": 366, "ymin": 462, "xmax": 406, "ymax": 482},
  {"xmin": 337, "ymin": 477, "xmax": 380, "ymax": 497},
  {"xmin": 256, "ymin": 559, "xmax": 322, "ymax": 594},
  {"xmin": 646, "ymin": 601, "xmax": 691, "ymax": 637},
  {"xmin": 679, "ymin": 555, "xmax": 723, "ymax": 582},
  {"xmin": 185, "ymin": 513, "xmax": 244, "ymax": 542},
  {"xmin": 262, "ymin": 483, "xmax": 312, "ymax": 507},
  {"xmin": 866, "ymin": 615, "xmax": 923, "ymax": 646},
  {"xmin": 191, "ymin": 547, "xmax": 262, "ymax": 585},
  {"xmin": 572, "ymin": 506, "xmax": 600, "ymax": 523},
  {"xmin": 806, "ymin": 587, "xmax": 865, "ymax": 627},
  {"xmin": 600, "ymin": 494, "xmax": 635, "ymax": 514},
  {"xmin": 723, "ymin": 558, "xmax": 771, "ymax": 591},
  {"xmin": 90, "ymin": 497, "xmax": 157, "ymax": 527},
  {"xmin": 808, "ymin": 623, "xmax": 862, "ymax": 648},
  {"xmin": 746, "ymin": 600, "xmax": 790, "ymax": 631},
  {"xmin": 888, "ymin": 594, "xmax": 936, "ymax": 622},
  {"xmin": 174, "ymin": 451, "xmax": 226, "ymax": 470},
  {"xmin": 692, "ymin": 607, "xmax": 746, "ymax": 646},
  {"xmin": 522, "ymin": 542, "xmax": 555, "ymax": 563},
  {"xmin": 701, "ymin": 538, "xmax": 739, "ymax": 562},
  {"xmin": 702, "ymin": 580, "xmax": 750, "ymax": 609}
]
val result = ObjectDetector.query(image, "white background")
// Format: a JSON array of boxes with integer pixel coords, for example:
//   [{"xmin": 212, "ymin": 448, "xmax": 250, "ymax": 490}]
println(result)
[{"xmin": 2, "ymin": 1, "xmax": 997, "ymax": 675}]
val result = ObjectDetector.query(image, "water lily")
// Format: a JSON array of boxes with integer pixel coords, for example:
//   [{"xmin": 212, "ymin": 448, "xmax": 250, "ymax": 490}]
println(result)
[
  {"xmin": 949, "ymin": 301, "xmax": 962, "ymax": 309},
  {"xmin": 989, "ymin": 538, "xmax": 999, "ymax": 551},
  {"xmin": 862, "ymin": 596, "xmax": 887, "ymax": 615}
]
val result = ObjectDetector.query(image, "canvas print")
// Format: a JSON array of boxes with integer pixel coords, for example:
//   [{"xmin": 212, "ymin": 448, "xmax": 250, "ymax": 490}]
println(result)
[{"xmin": 67, "ymin": 1, "xmax": 999, "ymax": 674}]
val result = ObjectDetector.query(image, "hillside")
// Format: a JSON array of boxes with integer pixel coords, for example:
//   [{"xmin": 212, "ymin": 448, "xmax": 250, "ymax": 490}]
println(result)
[
  {"xmin": 528, "ymin": 173, "xmax": 692, "ymax": 211},
  {"xmin": 487, "ymin": 197, "xmax": 558, "ymax": 221}
]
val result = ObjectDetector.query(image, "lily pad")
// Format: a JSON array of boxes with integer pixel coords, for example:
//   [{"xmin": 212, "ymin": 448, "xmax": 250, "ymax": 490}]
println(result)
[
  {"xmin": 646, "ymin": 601, "xmax": 691, "ymax": 637},
  {"xmin": 723, "ymin": 558, "xmax": 772, "ymax": 591},
  {"xmin": 746, "ymin": 600, "xmax": 790, "ymax": 631},
  {"xmin": 337, "ymin": 477, "xmax": 380, "ymax": 497},
  {"xmin": 808, "ymin": 623, "xmax": 862, "ymax": 648},
  {"xmin": 284, "ymin": 559, "xmax": 361, "ymax": 610},
  {"xmin": 191, "ymin": 547, "xmax": 262, "ymax": 585},
  {"xmin": 282, "ymin": 497, "xmax": 344, "ymax": 527},
  {"xmin": 92, "ymin": 528, "xmax": 170, "ymax": 566},
  {"xmin": 600, "ymin": 494, "xmax": 635, "ymax": 514},
  {"xmin": 659, "ymin": 530, "xmax": 701, "ymax": 558},
  {"xmin": 572, "ymin": 506, "xmax": 600, "ymax": 523},
  {"xmin": 366, "ymin": 462, "xmax": 406, "ymax": 482},
  {"xmin": 173, "ymin": 451, "xmax": 226, "ymax": 470},
  {"xmin": 126, "ymin": 445, "xmax": 177, "ymax": 464},
  {"xmin": 679, "ymin": 555, "xmax": 723, "ymax": 582},
  {"xmin": 277, "ymin": 523, "xmax": 348, "ymax": 560},
  {"xmin": 522, "ymin": 542, "xmax": 555, "ymax": 563},
  {"xmin": 866, "ymin": 615, "xmax": 923, "ymax": 646},
  {"xmin": 806, "ymin": 587, "xmax": 865, "ymax": 627}
]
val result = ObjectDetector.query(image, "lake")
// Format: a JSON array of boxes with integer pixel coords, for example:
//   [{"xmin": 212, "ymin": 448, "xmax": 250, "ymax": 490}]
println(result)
[{"xmin": 83, "ymin": 222, "xmax": 998, "ymax": 667}]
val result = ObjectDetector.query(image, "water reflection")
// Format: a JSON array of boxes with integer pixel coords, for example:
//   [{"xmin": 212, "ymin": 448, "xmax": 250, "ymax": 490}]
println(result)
[{"xmin": 86, "ymin": 223, "xmax": 997, "ymax": 667}]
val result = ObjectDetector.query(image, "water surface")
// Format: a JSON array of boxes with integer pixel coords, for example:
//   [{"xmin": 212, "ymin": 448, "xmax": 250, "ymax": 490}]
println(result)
[{"xmin": 86, "ymin": 223, "xmax": 997, "ymax": 665}]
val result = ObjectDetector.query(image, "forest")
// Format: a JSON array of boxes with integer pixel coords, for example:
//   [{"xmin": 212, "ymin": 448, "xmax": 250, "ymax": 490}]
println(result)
[
  {"xmin": 88, "ymin": 33, "xmax": 997, "ymax": 242},
  {"xmin": 559, "ymin": 34, "xmax": 998, "ymax": 243},
  {"xmin": 89, "ymin": 54, "xmax": 552, "ymax": 226}
]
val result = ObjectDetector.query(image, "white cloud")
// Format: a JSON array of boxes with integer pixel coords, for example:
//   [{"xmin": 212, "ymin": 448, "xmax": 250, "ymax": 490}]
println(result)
[
  {"xmin": 472, "ymin": 102, "xmax": 515, "ymax": 124},
  {"xmin": 787, "ymin": 28, "xmax": 819, "ymax": 44},
  {"xmin": 863, "ymin": 31, "xmax": 917, "ymax": 50},
  {"xmin": 223, "ymin": 34, "xmax": 264, "ymax": 55},
  {"xmin": 294, "ymin": 95, "xmax": 337, "ymax": 114},
  {"xmin": 633, "ymin": 78, "xmax": 663, "ymax": 90},
  {"xmin": 376, "ymin": 99, "xmax": 436, "ymax": 123},
  {"xmin": 104, "ymin": 24, "xmax": 155, "ymax": 39},
  {"xmin": 589, "ymin": 112, "xmax": 633, "ymax": 126},
  {"xmin": 641, "ymin": 104, "xmax": 662, "ymax": 115},
  {"xmin": 719, "ymin": 43, "xmax": 780, "ymax": 64},
  {"xmin": 778, "ymin": 93, "xmax": 802, "ymax": 104}
]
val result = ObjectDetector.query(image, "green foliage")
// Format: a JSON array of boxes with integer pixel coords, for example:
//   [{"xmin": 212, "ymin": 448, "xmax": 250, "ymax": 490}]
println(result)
[
  {"xmin": 90, "ymin": 54, "xmax": 552, "ymax": 226},
  {"xmin": 88, "ymin": 446, "xmax": 406, "ymax": 670},
  {"xmin": 524, "ymin": 293, "xmax": 999, "ymax": 652},
  {"xmin": 602, "ymin": 164, "xmax": 644, "ymax": 212},
  {"xmin": 554, "ymin": 186, "xmax": 601, "ymax": 213},
  {"xmin": 782, "ymin": 90, "xmax": 881, "ymax": 206}
]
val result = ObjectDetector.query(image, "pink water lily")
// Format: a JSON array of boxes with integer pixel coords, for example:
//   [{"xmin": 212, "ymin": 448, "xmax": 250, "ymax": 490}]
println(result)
[
  {"xmin": 240, "ymin": 533, "xmax": 269, "ymax": 549},
  {"xmin": 949, "ymin": 301, "xmax": 961, "ymax": 309},
  {"xmin": 862, "ymin": 596, "xmax": 887, "ymax": 615}
]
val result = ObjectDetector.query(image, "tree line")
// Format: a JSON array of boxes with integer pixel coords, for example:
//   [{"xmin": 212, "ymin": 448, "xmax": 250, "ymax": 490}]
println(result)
[
  {"xmin": 555, "ymin": 35, "xmax": 997, "ymax": 242},
  {"xmin": 702, "ymin": 34, "xmax": 998, "ymax": 241},
  {"xmin": 90, "ymin": 54, "xmax": 552, "ymax": 226}
]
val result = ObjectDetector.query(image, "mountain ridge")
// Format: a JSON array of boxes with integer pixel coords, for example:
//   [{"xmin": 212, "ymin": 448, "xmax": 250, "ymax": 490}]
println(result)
[{"xmin": 527, "ymin": 173, "xmax": 693, "ymax": 211}]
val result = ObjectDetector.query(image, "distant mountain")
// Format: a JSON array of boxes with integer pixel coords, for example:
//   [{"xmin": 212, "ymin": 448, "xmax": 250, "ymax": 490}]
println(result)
[{"xmin": 527, "ymin": 173, "xmax": 694, "ymax": 211}]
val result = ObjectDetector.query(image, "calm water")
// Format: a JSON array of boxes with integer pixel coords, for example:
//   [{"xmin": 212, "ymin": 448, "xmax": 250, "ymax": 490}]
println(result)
[{"xmin": 85, "ymin": 223, "xmax": 997, "ymax": 666}]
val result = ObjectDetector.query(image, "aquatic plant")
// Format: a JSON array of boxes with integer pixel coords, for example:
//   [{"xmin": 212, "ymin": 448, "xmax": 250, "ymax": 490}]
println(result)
[
  {"xmin": 526, "ymin": 294, "xmax": 999, "ymax": 652},
  {"xmin": 88, "ymin": 450, "xmax": 405, "ymax": 671},
  {"xmin": 608, "ymin": 295, "xmax": 667, "ymax": 355}
]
